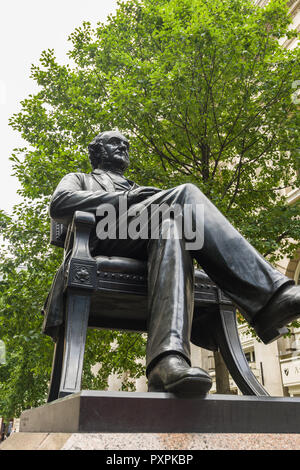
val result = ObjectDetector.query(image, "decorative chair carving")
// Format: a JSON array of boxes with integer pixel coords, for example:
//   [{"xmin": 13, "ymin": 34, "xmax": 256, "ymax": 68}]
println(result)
[{"xmin": 47, "ymin": 211, "xmax": 268, "ymax": 402}]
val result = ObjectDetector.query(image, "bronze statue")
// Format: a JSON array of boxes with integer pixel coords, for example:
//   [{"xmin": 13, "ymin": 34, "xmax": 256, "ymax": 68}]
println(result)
[{"xmin": 44, "ymin": 130, "xmax": 300, "ymax": 395}]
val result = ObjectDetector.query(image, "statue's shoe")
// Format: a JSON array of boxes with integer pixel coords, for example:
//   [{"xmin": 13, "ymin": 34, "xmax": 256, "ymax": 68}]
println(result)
[
  {"xmin": 251, "ymin": 285, "xmax": 300, "ymax": 344},
  {"xmin": 147, "ymin": 354, "xmax": 212, "ymax": 396}
]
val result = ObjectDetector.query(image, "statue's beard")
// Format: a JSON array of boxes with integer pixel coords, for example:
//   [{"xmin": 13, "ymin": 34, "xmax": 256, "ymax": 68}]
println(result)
[{"xmin": 99, "ymin": 151, "xmax": 129, "ymax": 174}]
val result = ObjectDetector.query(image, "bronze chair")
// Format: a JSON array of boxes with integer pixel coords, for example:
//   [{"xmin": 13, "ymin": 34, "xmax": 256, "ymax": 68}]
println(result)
[{"xmin": 47, "ymin": 210, "xmax": 268, "ymax": 402}]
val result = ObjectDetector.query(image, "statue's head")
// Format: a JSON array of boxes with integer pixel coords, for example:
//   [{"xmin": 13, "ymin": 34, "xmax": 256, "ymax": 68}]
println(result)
[{"xmin": 88, "ymin": 130, "xmax": 130, "ymax": 174}]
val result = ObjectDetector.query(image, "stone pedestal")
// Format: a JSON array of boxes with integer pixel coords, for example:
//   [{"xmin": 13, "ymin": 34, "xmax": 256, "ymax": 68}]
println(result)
[
  {"xmin": 19, "ymin": 391, "xmax": 300, "ymax": 434},
  {"xmin": 1, "ymin": 391, "xmax": 300, "ymax": 450}
]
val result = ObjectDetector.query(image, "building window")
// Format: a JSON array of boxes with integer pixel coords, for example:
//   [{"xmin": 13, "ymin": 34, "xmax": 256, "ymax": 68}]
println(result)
[{"xmin": 245, "ymin": 350, "xmax": 256, "ymax": 363}]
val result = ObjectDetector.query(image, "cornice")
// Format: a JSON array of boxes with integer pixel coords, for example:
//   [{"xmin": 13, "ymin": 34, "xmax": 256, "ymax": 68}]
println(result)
[{"xmin": 287, "ymin": 187, "xmax": 300, "ymax": 205}]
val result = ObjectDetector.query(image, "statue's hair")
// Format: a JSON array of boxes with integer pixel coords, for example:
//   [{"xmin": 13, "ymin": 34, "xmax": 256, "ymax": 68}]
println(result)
[{"xmin": 88, "ymin": 132, "xmax": 107, "ymax": 170}]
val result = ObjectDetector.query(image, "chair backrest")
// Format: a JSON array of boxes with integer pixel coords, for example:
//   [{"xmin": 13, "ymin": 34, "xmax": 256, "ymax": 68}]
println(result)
[{"xmin": 50, "ymin": 219, "xmax": 67, "ymax": 248}]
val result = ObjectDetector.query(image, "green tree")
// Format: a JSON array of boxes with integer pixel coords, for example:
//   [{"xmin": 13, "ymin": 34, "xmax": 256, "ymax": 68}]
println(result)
[{"xmin": 1, "ymin": 0, "xmax": 300, "ymax": 416}]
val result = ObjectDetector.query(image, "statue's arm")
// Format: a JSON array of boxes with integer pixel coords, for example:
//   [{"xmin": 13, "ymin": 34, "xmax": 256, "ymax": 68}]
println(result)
[{"xmin": 49, "ymin": 172, "xmax": 128, "ymax": 225}]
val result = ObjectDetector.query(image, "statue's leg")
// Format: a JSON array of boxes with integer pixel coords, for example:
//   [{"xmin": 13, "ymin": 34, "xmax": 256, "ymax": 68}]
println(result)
[
  {"xmin": 145, "ymin": 217, "xmax": 194, "ymax": 371},
  {"xmin": 94, "ymin": 184, "xmax": 297, "ymax": 348},
  {"xmin": 96, "ymin": 212, "xmax": 196, "ymax": 369},
  {"xmin": 145, "ymin": 217, "xmax": 212, "ymax": 394},
  {"xmin": 128, "ymin": 184, "xmax": 296, "ymax": 344},
  {"xmin": 146, "ymin": 183, "xmax": 293, "ymax": 324}
]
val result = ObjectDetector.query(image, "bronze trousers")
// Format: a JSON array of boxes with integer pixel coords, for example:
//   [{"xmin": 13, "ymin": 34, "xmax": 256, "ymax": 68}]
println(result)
[{"xmin": 92, "ymin": 183, "xmax": 292, "ymax": 373}]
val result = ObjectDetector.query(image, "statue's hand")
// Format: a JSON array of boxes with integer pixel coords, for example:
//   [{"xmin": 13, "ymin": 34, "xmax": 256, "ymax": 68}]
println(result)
[{"xmin": 127, "ymin": 186, "xmax": 161, "ymax": 204}]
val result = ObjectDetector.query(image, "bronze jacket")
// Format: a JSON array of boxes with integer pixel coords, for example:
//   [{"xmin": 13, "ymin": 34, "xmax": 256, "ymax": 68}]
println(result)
[{"xmin": 50, "ymin": 169, "xmax": 138, "ymax": 225}]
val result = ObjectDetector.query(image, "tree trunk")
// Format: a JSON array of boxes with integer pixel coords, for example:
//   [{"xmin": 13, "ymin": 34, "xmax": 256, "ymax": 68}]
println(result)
[{"xmin": 213, "ymin": 351, "xmax": 231, "ymax": 394}]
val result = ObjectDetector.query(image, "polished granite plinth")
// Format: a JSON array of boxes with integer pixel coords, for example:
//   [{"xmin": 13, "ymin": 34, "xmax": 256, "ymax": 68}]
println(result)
[{"xmin": 18, "ymin": 391, "xmax": 300, "ymax": 434}]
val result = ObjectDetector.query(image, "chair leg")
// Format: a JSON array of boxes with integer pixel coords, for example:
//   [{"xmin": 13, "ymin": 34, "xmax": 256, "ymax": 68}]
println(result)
[
  {"xmin": 214, "ymin": 306, "xmax": 269, "ymax": 396},
  {"xmin": 58, "ymin": 291, "xmax": 90, "ymax": 398},
  {"xmin": 47, "ymin": 327, "xmax": 65, "ymax": 402}
]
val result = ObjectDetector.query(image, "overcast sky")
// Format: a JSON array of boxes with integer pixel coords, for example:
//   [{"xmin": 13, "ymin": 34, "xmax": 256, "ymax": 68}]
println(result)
[{"xmin": 0, "ymin": 0, "xmax": 119, "ymax": 213}]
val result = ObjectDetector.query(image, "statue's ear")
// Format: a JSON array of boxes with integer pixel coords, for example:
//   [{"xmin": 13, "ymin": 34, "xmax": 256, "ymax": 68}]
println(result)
[
  {"xmin": 96, "ymin": 141, "xmax": 110, "ymax": 169},
  {"xmin": 88, "ymin": 138, "xmax": 105, "ymax": 169}
]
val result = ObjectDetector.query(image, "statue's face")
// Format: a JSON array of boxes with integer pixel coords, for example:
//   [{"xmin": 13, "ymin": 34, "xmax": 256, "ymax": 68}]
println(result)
[{"xmin": 100, "ymin": 131, "xmax": 130, "ymax": 173}]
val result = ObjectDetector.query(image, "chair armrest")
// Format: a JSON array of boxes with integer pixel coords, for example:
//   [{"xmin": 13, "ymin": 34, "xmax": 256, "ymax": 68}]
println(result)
[
  {"xmin": 65, "ymin": 211, "xmax": 97, "ymax": 291},
  {"xmin": 50, "ymin": 212, "xmax": 95, "ymax": 251},
  {"xmin": 65, "ymin": 211, "xmax": 96, "ymax": 259},
  {"xmin": 72, "ymin": 211, "xmax": 96, "ymax": 227}
]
